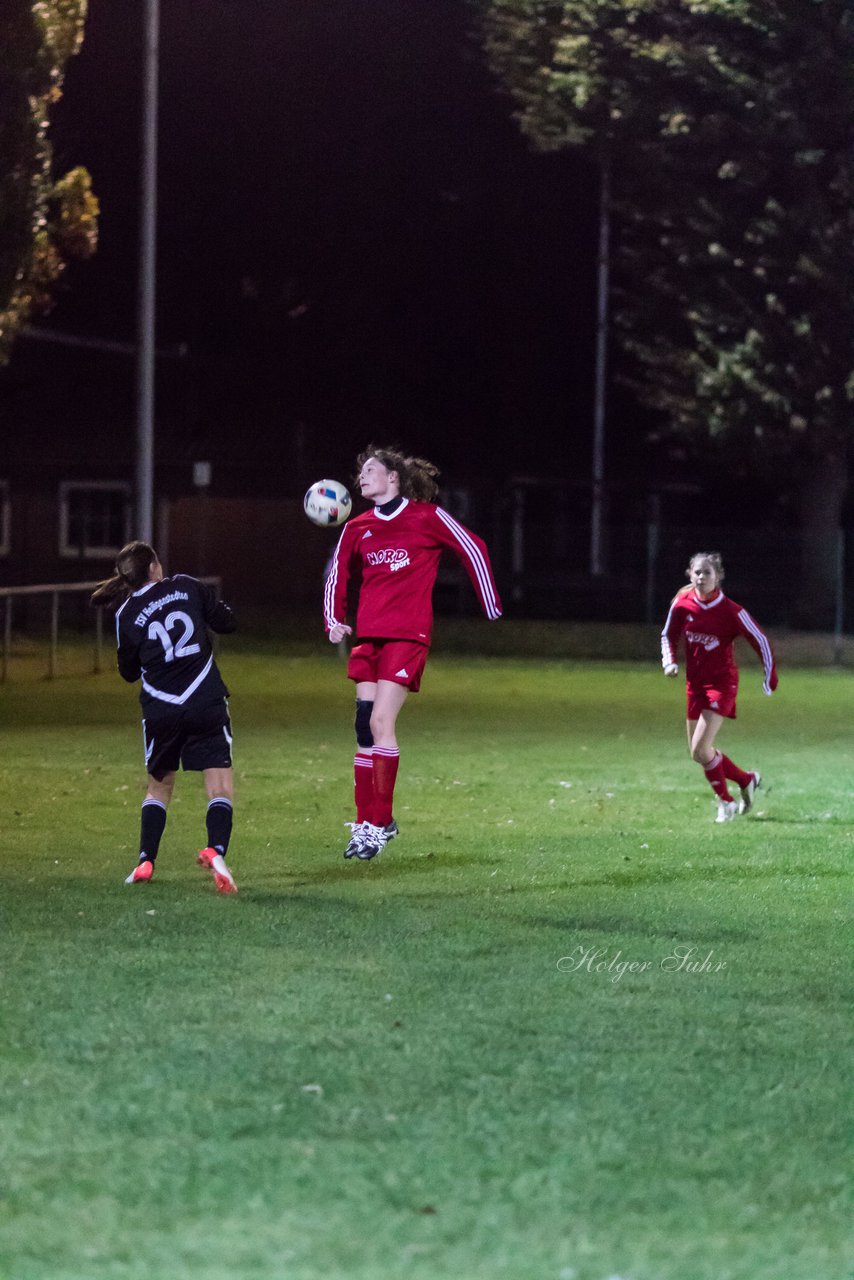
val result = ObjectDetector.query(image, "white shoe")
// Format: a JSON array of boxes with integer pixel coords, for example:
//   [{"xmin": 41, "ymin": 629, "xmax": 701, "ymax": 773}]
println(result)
[
  {"xmin": 355, "ymin": 822, "xmax": 389, "ymax": 861},
  {"xmin": 715, "ymin": 799, "xmax": 738, "ymax": 823},
  {"xmin": 343, "ymin": 821, "xmax": 369, "ymax": 859},
  {"xmin": 738, "ymin": 772, "xmax": 761, "ymax": 815}
]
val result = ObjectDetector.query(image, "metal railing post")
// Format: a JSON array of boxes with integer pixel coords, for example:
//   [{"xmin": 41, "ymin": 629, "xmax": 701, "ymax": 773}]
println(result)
[
  {"xmin": 833, "ymin": 528, "xmax": 845, "ymax": 665},
  {"xmin": 49, "ymin": 592, "xmax": 60, "ymax": 678},
  {"xmin": 2, "ymin": 596, "xmax": 10, "ymax": 682},
  {"xmin": 94, "ymin": 606, "xmax": 104, "ymax": 673}
]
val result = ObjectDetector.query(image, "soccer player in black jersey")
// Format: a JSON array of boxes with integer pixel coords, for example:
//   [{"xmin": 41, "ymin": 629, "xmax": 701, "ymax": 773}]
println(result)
[{"xmin": 91, "ymin": 541, "xmax": 239, "ymax": 892}]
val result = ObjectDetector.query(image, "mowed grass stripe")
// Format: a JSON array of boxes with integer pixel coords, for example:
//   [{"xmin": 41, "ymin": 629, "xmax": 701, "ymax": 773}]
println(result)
[{"xmin": 0, "ymin": 653, "xmax": 851, "ymax": 1280}]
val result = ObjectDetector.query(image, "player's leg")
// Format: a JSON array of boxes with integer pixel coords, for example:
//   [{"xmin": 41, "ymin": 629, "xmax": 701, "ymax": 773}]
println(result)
[
  {"xmin": 364, "ymin": 679, "xmax": 408, "ymax": 846},
  {"xmin": 126, "ymin": 714, "xmax": 179, "ymax": 884},
  {"xmin": 203, "ymin": 764, "xmax": 234, "ymax": 857},
  {"xmin": 182, "ymin": 702, "xmax": 238, "ymax": 894},
  {"xmin": 126, "ymin": 770, "xmax": 175, "ymax": 883},
  {"xmin": 717, "ymin": 751, "xmax": 761, "ymax": 814},
  {"xmin": 197, "ymin": 765, "xmax": 238, "ymax": 893},
  {"xmin": 342, "ymin": 641, "xmax": 380, "ymax": 857},
  {"xmin": 355, "ymin": 644, "xmax": 427, "ymax": 859},
  {"xmin": 354, "ymin": 680, "xmax": 377, "ymax": 811},
  {"xmin": 687, "ymin": 712, "xmax": 737, "ymax": 820},
  {"xmin": 340, "ymin": 680, "xmax": 378, "ymax": 858}
]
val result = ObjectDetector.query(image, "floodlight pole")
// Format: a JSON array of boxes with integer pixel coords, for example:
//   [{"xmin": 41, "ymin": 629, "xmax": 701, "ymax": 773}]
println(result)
[
  {"xmin": 135, "ymin": 0, "xmax": 159, "ymax": 544},
  {"xmin": 590, "ymin": 158, "xmax": 611, "ymax": 577}
]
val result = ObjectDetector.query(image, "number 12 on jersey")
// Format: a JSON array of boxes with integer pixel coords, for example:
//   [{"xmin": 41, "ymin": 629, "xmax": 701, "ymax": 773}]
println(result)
[{"xmin": 148, "ymin": 611, "xmax": 201, "ymax": 663}]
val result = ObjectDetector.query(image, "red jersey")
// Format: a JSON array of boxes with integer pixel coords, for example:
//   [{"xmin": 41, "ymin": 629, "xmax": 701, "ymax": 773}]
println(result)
[
  {"xmin": 661, "ymin": 588, "xmax": 777, "ymax": 693},
  {"xmin": 324, "ymin": 499, "xmax": 502, "ymax": 644}
]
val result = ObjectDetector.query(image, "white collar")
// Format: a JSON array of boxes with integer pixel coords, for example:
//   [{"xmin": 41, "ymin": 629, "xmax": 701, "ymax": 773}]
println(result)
[
  {"xmin": 696, "ymin": 590, "xmax": 724, "ymax": 610},
  {"xmin": 373, "ymin": 497, "xmax": 409, "ymax": 522},
  {"xmin": 132, "ymin": 579, "xmax": 160, "ymax": 598}
]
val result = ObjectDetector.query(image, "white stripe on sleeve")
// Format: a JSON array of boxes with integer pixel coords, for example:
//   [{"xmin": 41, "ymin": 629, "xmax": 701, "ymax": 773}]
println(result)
[
  {"xmin": 435, "ymin": 508, "xmax": 501, "ymax": 619},
  {"xmin": 323, "ymin": 528, "xmax": 349, "ymax": 630},
  {"xmin": 660, "ymin": 603, "xmax": 677, "ymax": 667},
  {"xmin": 738, "ymin": 609, "xmax": 774, "ymax": 690}
]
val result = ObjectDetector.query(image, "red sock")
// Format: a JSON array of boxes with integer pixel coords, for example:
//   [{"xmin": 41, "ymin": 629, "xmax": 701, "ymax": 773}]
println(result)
[
  {"xmin": 703, "ymin": 751, "xmax": 733, "ymax": 802},
  {"xmin": 371, "ymin": 747, "xmax": 399, "ymax": 827},
  {"xmin": 354, "ymin": 752, "xmax": 373, "ymax": 823},
  {"xmin": 720, "ymin": 754, "xmax": 752, "ymax": 790}
]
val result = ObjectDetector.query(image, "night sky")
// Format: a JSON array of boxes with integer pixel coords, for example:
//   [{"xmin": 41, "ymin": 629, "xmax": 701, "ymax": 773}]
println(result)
[{"xmin": 20, "ymin": 0, "xmax": 621, "ymax": 497}]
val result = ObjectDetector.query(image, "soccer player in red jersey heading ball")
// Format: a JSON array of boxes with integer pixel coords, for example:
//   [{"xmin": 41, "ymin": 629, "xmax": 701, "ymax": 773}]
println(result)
[
  {"xmin": 324, "ymin": 446, "xmax": 502, "ymax": 860},
  {"xmin": 660, "ymin": 552, "xmax": 778, "ymax": 823}
]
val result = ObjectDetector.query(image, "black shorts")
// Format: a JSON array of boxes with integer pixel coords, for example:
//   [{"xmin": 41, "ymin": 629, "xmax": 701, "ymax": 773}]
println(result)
[{"xmin": 142, "ymin": 699, "xmax": 233, "ymax": 780}]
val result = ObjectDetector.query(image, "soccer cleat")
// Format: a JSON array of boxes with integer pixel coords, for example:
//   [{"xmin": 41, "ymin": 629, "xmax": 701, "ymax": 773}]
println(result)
[
  {"xmin": 343, "ymin": 821, "xmax": 369, "ymax": 859},
  {"xmin": 196, "ymin": 846, "xmax": 238, "ymax": 894},
  {"xmin": 355, "ymin": 822, "xmax": 390, "ymax": 861},
  {"xmin": 738, "ymin": 772, "xmax": 761, "ymax": 816},
  {"xmin": 125, "ymin": 858, "xmax": 154, "ymax": 885},
  {"xmin": 344, "ymin": 819, "xmax": 399, "ymax": 859},
  {"xmin": 714, "ymin": 799, "xmax": 738, "ymax": 824}
]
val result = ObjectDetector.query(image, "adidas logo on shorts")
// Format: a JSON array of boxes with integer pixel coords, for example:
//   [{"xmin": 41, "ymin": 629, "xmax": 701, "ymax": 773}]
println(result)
[{"xmin": 395, "ymin": 668, "xmax": 409, "ymax": 678}]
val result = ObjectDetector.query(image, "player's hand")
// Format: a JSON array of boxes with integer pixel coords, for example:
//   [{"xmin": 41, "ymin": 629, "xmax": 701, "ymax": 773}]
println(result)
[
  {"xmin": 329, "ymin": 624, "xmax": 352, "ymax": 644},
  {"xmin": 763, "ymin": 670, "xmax": 778, "ymax": 695},
  {"xmin": 663, "ymin": 663, "xmax": 679, "ymax": 677}
]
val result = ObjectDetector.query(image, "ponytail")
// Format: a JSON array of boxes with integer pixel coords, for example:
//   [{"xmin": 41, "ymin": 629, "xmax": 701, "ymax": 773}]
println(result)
[{"xmin": 90, "ymin": 541, "xmax": 158, "ymax": 609}]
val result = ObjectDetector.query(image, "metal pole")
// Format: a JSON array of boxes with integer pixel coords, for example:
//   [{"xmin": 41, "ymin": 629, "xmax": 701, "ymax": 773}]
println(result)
[
  {"xmin": 512, "ymin": 486, "xmax": 525, "ymax": 602},
  {"xmin": 590, "ymin": 159, "xmax": 611, "ymax": 577},
  {"xmin": 49, "ymin": 592, "xmax": 59, "ymax": 678},
  {"xmin": 94, "ymin": 606, "xmax": 104, "ymax": 674},
  {"xmin": 2, "ymin": 597, "xmax": 11, "ymax": 682},
  {"xmin": 645, "ymin": 516, "xmax": 660, "ymax": 625},
  {"xmin": 136, "ymin": 0, "xmax": 160, "ymax": 543},
  {"xmin": 833, "ymin": 528, "xmax": 845, "ymax": 664}
]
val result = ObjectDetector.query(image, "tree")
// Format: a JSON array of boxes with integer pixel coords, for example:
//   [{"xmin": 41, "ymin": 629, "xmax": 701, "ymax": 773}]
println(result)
[
  {"xmin": 0, "ymin": 0, "xmax": 98, "ymax": 366},
  {"xmin": 482, "ymin": 0, "xmax": 854, "ymax": 621}
]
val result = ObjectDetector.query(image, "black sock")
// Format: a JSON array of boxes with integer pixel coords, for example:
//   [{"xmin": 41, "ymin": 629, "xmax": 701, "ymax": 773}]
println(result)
[
  {"xmin": 139, "ymin": 798, "xmax": 167, "ymax": 863},
  {"xmin": 206, "ymin": 798, "xmax": 233, "ymax": 857}
]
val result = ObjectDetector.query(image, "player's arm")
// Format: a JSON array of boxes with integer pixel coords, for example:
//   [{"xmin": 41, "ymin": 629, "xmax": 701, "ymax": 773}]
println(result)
[
  {"xmin": 116, "ymin": 610, "xmax": 142, "ymax": 683},
  {"xmin": 660, "ymin": 599, "xmax": 686, "ymax": 675},
  {"xmin": 432, "ymin": 507, "xmax": 502, "ymax": 620},
  {"xmin": 324, "ymin": 523, "xmax": 356, "ymax": 641},
  {"xmin": 736, "ymin": 607, "xmax": 778, "ymax": 694},
  {"xmin": 198, "ymin": 580, "xmax": 237, "ymax": 634}
]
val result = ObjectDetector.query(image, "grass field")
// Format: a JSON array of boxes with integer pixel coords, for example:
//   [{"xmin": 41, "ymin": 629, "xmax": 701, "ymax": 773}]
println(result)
[{"xmin": 1, "ymin": 642, "xmax": 851, "ymax": 1280}]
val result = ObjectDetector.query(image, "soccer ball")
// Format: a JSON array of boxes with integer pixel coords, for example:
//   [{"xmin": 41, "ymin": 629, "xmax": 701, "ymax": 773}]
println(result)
[{"xmin": 303, "ymin": 479, "xmax": 352, "ymax": 527}]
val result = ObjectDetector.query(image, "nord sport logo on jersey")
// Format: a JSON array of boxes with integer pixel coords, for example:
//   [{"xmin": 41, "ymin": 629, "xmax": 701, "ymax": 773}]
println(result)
[
  {"xmin": 685, "ymin": 630, "xmax": 720, "ymax": 651},
  {"xmin": 367, "ymin": 548, "xmax": 410, "ymax": 572}
]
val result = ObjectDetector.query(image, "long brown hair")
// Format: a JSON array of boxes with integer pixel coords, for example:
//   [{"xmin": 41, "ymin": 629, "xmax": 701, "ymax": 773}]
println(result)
[
  {"xmin": 90, "ymin": 541, "xmax": 158, "ymax": 609},
  {"xmin": 355, "ymin": 444, "xmax": 440, "ymax": 502}
]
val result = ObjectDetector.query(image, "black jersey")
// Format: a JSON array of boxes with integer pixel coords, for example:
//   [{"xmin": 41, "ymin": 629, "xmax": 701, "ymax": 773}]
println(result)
[{"xmin": 115, "ymin": 574, "xmax": 236, "ymax": 717}]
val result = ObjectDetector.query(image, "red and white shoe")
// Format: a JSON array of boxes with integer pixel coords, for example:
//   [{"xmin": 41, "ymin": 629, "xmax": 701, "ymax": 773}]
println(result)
[
  {"xmin": 125, "ymin": 859, "xmax": 154, "ymax": 885},
  {"xmin": 197, "ymin": 847, "xmax": 238, "ymax": 894},
  {"xmin": 738, "ymin": 772, "xmax": 762, "ymax": 815}
]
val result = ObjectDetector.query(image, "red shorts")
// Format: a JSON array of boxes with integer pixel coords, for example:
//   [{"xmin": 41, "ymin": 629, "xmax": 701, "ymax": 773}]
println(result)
[
  {"xmin": 686, "ymin": 684, "xmax": 737, "ymax": 721},
  {"xmin": 347, "ymin": 639, "xmax": 429, "ymax": 692}
]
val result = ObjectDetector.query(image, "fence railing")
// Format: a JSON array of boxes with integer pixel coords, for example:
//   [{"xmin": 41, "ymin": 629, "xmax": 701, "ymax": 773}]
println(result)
[{"xmin": 0, "ymin": 578, "xmax": 221, "ymax": 681}]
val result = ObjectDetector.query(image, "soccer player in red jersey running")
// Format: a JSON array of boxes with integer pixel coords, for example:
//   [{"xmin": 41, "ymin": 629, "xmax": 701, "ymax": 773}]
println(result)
[
  {"xmin": 324, "ymin": 445, "xmax": 502, "ymax": 860},
  {"xmin": 660, "ymin": 551, "xmax": 778, "ymax": 823}
]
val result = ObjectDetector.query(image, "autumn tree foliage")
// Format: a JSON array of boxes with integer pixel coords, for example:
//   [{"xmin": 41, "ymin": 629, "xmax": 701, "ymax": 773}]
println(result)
[
  {"xmin": 483, "ymin": 0, "xmax": 854, "ymax": 618},
  {"xmin": 0, "ymin": 0, "xmax": 98, "ymax": 365}
]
